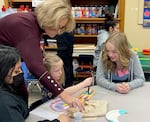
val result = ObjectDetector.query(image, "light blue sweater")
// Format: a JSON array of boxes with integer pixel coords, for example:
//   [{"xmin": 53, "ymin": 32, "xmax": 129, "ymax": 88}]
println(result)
[{"xmin": 96, "ymin": 51, "xmax": 145, "ymax": 91}]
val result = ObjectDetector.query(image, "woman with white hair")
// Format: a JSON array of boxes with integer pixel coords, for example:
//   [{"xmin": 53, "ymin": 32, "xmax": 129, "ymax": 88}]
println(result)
[{"xmin": 0, "ymin": 0, "xmax": 84, "ymax": 111}]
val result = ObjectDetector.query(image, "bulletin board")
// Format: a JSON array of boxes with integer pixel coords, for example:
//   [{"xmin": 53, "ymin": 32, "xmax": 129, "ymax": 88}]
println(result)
[{"xmin": 143, "ymin": 0, "xmax": 150, "ymax": 27}]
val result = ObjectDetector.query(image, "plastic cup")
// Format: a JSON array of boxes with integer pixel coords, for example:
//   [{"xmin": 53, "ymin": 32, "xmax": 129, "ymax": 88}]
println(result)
[{"xmin": 73, "ymin": 112, "xmax": 83, "ymax": 122}]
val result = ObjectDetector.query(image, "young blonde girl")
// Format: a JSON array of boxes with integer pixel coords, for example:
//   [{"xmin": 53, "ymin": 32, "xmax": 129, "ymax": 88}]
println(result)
[
  {"xmin": 42, "ymin": 54, "xmax": 93, "ymax": 101},
  {"xmin": 96, "ymin": 32, "xmax": 145, "ymax": 94}
]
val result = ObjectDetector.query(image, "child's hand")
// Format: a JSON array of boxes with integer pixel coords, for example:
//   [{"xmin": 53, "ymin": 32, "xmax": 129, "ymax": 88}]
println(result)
[
  {"xmin": 82, "ymin": 77, "xmax": 93, "ymax": 87},
  {"xmin": 116, "ymin": 83, "xmax": 130, "ymax": 94}
]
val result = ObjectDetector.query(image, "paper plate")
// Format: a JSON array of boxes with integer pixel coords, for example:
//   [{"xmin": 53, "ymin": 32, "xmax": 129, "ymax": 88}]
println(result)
[{"xmin": 105, "ymin": 109, "xmax": 127, "ymax": 122}]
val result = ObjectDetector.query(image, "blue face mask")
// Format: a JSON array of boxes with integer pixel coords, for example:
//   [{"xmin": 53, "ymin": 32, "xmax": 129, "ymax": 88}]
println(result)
[{"xmin": 12, "ymin": 73, "xmax": 24, "ymax": 87}]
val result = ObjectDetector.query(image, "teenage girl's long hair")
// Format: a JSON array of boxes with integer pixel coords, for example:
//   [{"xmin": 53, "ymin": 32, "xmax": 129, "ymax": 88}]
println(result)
[{"xmin": 102, "ymin": 32, "xmax": 131, "ymax": 72}]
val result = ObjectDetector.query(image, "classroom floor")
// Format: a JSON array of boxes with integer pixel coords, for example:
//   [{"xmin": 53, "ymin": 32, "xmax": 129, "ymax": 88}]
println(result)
[{"xmin": 28, "ymin": 85, "xmax": 42, "ymax": 106}]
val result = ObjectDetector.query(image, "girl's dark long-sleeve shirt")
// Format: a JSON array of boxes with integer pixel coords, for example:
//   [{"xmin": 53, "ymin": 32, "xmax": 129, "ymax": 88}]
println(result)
[
  {"xmin": 0, "ymin": 12, "xmax": 64, "ymax": 96},
  {"xmin": 0, "ymin": 90, "xmax": 29, "ymax": 122},
  {"xmin": 0, "ymin": 79, "xmax": 30, "ymax": 121}
]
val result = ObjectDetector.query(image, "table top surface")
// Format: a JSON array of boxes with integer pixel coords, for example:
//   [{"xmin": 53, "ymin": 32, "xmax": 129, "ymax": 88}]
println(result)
[{"xmin": 26, "ymin": 82, "xmax": 150, "ymax": 122}]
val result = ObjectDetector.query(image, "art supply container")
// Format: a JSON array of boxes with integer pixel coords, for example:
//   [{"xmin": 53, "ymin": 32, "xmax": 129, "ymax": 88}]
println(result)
[{"xmin": 73, "ymin": 112, "xmax": 83, "ymax": 122}]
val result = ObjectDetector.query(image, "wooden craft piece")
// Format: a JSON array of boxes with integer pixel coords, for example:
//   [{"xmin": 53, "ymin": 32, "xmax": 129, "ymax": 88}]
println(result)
[{"xmin": 68, "ymin": 100, "xmax": 108, "ymax": 118}]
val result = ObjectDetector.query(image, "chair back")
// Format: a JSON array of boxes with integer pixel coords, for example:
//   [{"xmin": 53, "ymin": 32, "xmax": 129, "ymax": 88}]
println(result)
[
  {"xmin": 21, "ymin": 62, "xmax": 41, "ymax": 92},
  {"xmin": 21, "ymin": 62, "xmax": 36, "ymax": 80},
  {"xmin": 78, "ymin": 54, "xmax": 94, "ymax": 65},
  {"xmin": 75, "ymin": 55, "xmax": 94, "ymax": 79}
]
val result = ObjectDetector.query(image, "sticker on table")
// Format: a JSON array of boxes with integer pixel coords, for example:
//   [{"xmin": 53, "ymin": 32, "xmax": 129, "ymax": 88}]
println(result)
[
  {"xmin": 49, "ymin": 98, "xmax": 69, "ymax": 112},
  {"xmin": 105, "ymin": 109, "xmax": 127, "ymax": 122}
]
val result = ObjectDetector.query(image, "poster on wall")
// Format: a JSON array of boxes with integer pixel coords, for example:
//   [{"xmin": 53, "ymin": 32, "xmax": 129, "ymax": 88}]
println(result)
[
  {"xmin": 32, "ymin": 0, "xmax": 45, "ymax": 7},
  {"xmin": 143, "ymin": 0, "xmax": 150, "ymax": 27}
]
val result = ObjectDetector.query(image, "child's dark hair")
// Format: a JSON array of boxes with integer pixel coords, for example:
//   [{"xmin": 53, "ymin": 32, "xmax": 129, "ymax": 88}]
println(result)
[
  {"xmin": 105, "ymin": 12, "xmax": 119, "ymax": 31},
  {"xmin": 0, "ymin": 45, "xmax": 20, "ymax": 84}
]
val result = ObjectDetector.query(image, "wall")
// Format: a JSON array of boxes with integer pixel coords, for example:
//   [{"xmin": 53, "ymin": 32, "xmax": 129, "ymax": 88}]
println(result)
[
  {"xmin": 124, "ymin": 0, "xmax": 150, "ymax": 50},
  {"xmin": 0, "ymin": 0, "xmax": 4, "ymax": 7}
]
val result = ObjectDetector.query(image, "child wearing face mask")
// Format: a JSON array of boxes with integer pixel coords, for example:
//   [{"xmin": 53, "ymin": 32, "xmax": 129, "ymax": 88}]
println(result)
[
  {"xmin": 0, "ymin": 45, "xmax": 29, "ymax": 122},
  {"xmin": 0, "ymin": 45, "xmax": 71, "ymax": 122}
]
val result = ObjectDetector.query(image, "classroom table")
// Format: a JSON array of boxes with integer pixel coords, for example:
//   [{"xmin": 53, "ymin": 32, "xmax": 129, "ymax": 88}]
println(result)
[{"xmin": 26, "ymin": 82, "xmax": 150, "ymax": 122}]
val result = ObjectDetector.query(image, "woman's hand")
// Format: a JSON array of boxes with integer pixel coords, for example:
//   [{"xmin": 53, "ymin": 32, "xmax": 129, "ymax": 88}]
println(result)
[{"xmin": 58, "ymin": 91, "xmax": 85, "ymax": 112}]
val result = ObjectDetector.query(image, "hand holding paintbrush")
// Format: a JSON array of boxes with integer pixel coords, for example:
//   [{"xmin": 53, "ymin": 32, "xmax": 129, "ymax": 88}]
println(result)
[{"xmin": 88, "ymin": 86, "xmax": 90, "ymax": 95}]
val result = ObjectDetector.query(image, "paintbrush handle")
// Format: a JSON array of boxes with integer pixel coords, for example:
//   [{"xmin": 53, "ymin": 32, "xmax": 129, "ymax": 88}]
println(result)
[
  {"xmin": 91, "ymin": 71, "xmax": 95, "ymax": 86},
  {"xmin": 88, "ymin": 86, "xmax": 90, "ymax": 94}
]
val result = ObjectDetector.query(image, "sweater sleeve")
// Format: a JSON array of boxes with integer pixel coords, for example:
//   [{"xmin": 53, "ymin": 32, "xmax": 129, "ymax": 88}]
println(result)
[
  {"xmin": 96, "ymin": 53, "xmax": 116, "ymax": 91},
  {"xmin": 128, "ymin": 52, "xmax": 145, "ymax": 90},
  {"xmin": 13, "ymin": 20, "xmax": 64, "ymax": 96},
  {"xmin": 0, "ymin": 13, "xmax": 64, "ymax": 96},
  {"xmin": 16, "ymin": 36, "xmax": 64, "ymax": 96}
]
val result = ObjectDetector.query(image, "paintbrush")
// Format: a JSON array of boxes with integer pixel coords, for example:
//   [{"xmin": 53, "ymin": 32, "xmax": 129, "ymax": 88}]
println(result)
[
  {"xmin": 87, "ymin": 86, "xmax": 90, "ymax": 95},
  {"xmin": 87, "ymin": 71, "xmax": 94, "ymax": 95},
  {"xmin": 91, "ymin": 71, "xmax": 94, "ymax": 86}
]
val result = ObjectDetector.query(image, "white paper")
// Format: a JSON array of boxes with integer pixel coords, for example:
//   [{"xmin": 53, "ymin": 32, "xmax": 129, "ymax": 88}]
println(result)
[
  {"xmin": 30, "ymin": 108, "xmax": 59, "ymax": 120},
  {"xmin": 30, "ymin": 98, "xmax": 66, "ymax": 120}
]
